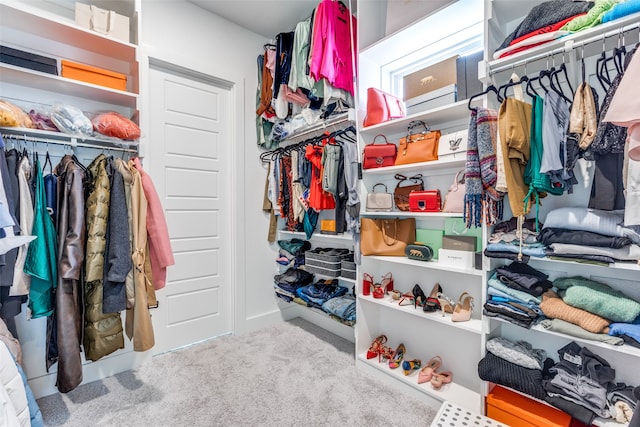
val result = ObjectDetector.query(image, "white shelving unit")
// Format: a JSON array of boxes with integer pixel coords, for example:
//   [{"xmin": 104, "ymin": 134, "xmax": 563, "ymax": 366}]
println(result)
[
  {"xmin": 1, "ymin": 0, "xmax": 141, "ymax": 398},
  {"xmin": 481, "ymin": 1, "xmax": 640, "ymax": 425}
]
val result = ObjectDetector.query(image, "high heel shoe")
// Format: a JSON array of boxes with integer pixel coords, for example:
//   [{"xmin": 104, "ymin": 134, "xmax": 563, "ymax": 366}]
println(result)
[
  {"xmin": 452, "ymin": 292, "xmax": 474, "ymax": 322},
  {"xmin": 380, "ymin": 272, "xmax": 394, "ymax": 292},
  {"xmin": 372, "ymin": 283, "xmax": 385, "ymax": 299},
  {"xmin": 362, "ymin": 273, "xmax": 374, "ymax": 296},
  {"xmin": 402, "ymin": 359, "xmax": 421, "ymax": 376},
  {"xmin": 423, "ymin": 283, "xmax": 443, "ymax": 312},
  {"xmin": 431, "ymin": 371, "xmax": 453, "ymax": 390},
  {"xmin": 398, "ymin": 291, "xmax": 414, "ymax": 306},
  {"xmin": 436, "ymin": 292, "xmax": 456, "ymax": 317},
  {"xmin": 389, "ymin": 343, "xmax": 406, "ymax": 369},
  {"xmin": 366, "ymin": 335, "xmax": 388, "ymax": 360},
  {"xmin": 412, "ymin": 284, "xmax": 427, "ymax": 308},
  {"xmin": 417, "ymin": 356, "xmax": 442, "ymax": 384}
]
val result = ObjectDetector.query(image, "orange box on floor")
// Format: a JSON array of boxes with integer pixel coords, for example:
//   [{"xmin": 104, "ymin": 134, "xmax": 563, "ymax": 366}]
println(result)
[
  {"xmin": 486, "ymin": 386, "xmax": 571, "ymax": 427},
  {"xmin": 61, "ymin": 60, "xmax": 127, "ymax": 91}
]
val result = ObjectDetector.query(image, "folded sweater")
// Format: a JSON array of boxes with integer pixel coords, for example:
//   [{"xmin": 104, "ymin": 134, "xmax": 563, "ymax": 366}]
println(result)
[
  {"xmin": 539, "ymin": 290, "xmax": 610, "ymax": 334},
  {"xmin": 554, "ymin": 277, "xmax": 640, "ymax": 323}
]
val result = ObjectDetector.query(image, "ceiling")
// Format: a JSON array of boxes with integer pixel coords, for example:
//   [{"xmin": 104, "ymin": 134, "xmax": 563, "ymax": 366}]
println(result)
[{"xmin": 188, "ymin": 0, "xmax": 323, "ymax": 39}]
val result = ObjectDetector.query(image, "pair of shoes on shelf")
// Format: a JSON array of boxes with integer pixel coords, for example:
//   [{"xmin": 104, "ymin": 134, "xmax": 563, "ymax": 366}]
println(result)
[
  {"xmin": 417, "ymin": 356, "xmax": 453, "ymax": 390},
  {"xmin": 402, "ymin": 359, "xmax": 421, "ymax": 376},
  {"xmin": 412, "ymin": 284, "xmax": 427, "ymax": 308},
  {"xmin": 423, "ymin": 283, "xmax": 442, "ymax": 312},
  {"xmin": 363, "ymin": 272, "xmax": 394, "ymax": 298},
  {"xmin": 366, "ymin": 335, "xmax": 393, "ymax": 362},
  {"xmin": 452, "ymin": 292, "xmax": 474, "ymax": 322}
]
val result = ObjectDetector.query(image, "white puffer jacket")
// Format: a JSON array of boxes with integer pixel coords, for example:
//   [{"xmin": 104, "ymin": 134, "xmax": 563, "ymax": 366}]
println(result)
[{"xmin": 0, "ymin": 341, "xmax": 30, "ymax": 427}]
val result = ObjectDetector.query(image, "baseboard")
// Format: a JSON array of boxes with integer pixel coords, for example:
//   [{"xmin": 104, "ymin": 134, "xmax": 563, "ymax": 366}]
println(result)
[{"xmin": 28, "ymin": 350, "xmax": 151, "ymax": 399}]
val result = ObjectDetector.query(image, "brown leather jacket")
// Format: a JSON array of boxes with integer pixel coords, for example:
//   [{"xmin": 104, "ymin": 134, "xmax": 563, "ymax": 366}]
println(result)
[{"xmin": 49, "ymin": 155, "xmax": 87, "ymax": 393}]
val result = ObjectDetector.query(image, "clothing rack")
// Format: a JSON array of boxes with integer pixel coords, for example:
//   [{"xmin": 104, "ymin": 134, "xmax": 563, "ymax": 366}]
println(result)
[
  {"xmin": 0, "ymin": 127, "xmax": 139, "ymax": 153},
  {"xmin": 279, "ymin": 110, "xmax": 355, "ymax": 145},
  {"xmin": 488, "ymin": 18, "xmax": 640, "ymax": 76}
]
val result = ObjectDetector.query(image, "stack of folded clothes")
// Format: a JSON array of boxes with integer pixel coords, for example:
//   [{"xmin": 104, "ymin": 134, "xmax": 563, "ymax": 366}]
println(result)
[
  {"xmin": 539, "ymin": 276, "xmax": 640, "ymax": 346},
  {"xmin": 296, "ymin": 278, "xmax": 348, "ymax": 310},
  {"xmin": 540, "ymin": 207, "xmax": 640, "ymax": 265},
  {"xmin": 484, "ymin": 262, "xmax": 549, "ymax": 328},
  {"xmin": 322, "ymin": 295, "xmax": 356, "ymax": 326},
  {"xmin": 543, "ymin": 342, "xmax": 617, "ymax": 424},
  {"xmin": 478, "ymin": 336, "xmax": 553, "ymax": 400},
  {"xmin": 273, "ymin": 267, "xmax": 314, "ymax": 302},
  {"xmin": 485, "ymin": 217, "xmax": 545, "ymax": 261},
  {"xmin": 493, "ymin": 0, "xmax": 594, "ymax": 60},
  {"xmin": 276, "ymin": 238, "xmax": 311, "ymax": 268}
]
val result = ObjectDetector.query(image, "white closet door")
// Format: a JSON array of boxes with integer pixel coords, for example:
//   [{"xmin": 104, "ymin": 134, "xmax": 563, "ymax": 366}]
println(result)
[{"xmin": 148, "ymin": 65, "xmax": 233, "ymax": 353}]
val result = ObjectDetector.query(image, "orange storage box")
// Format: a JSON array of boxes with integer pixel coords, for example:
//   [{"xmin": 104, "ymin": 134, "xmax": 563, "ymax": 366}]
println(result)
[
  {"xmin": 486, "ymin": 386, "xmax": 571, "ymax": 427},
  {"xmin": 61, "ymin": 60, "xmax": 127, "ymax": 91}
]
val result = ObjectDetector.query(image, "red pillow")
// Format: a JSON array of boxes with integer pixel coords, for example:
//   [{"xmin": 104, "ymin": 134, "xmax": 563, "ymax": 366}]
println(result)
[{"xmin": 92, "ymin": 111, "xmax": 140, "ymax": 140}]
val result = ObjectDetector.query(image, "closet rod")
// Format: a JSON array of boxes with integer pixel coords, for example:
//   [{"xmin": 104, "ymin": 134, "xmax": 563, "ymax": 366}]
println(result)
[
  {"xmin": 281, "ymin": 110, "xmax": 354, "ymax": 144},
  {"xmin": 488, "ymin": 20, "xmax": 640, "ymax": 76},
  {"xmin": 1, "ymin": 129, "xmax": 138, "ymax": 153}
]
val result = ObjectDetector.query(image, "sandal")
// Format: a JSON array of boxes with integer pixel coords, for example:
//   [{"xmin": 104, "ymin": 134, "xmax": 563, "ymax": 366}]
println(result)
[
  {"xmin": 380, "ymin": 272, "xmax": 394, "ymax": 292},
  {"xmin": 436, "ymin": 292, "xmax": 456, "ymax": 316},
  {"xmin": 363, "ymin": 273, "xmax": 374, "ymax": 296},
  {"xmin": 398, "ymin": 292, "xmax": 414, "ymax": 306},
  {"xmin": 366, "ymin": 335, "xmax": 388, "ymax": 360}
]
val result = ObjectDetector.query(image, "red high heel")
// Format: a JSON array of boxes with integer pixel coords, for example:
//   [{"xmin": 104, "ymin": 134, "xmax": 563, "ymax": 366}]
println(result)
[
  {"xmin": 380, "ymin": 272, "xmax": 394, "ymax": 292},
  {"xmin": 363, "ymin": 273, "xmax": 374, "ymax": 296},
  {"xmin": 366, "ymin": 335, "xmax": 388, "ymax": 359}
]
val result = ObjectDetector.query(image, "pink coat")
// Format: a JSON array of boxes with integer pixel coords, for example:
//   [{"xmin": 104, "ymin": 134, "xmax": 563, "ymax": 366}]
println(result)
[{"xmin": 132, "ymin": 158, "xmax": 174, "ymax": 290}]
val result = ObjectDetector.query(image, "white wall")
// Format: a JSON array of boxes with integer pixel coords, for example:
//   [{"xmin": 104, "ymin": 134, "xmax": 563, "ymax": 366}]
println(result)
[{"xmin": 140, "ymin": 0, "xmax": 283, "ymax": 335}]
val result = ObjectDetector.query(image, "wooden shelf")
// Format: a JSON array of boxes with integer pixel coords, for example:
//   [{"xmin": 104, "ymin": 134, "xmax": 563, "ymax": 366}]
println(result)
[
  {"xmin": 0, "ymin": 63, "xmax": 138, "ymax": 109},
  {"xmin": 359, "ymin": 100, "xmax": 475, "ymax": 137},
  {"xmin": 0, "ymin": 2, "xmax": 136, "ymax": 61},
  {"xmin": 356, "ymin": 353, "xmax": 481, "ymax": 410},
  {"xmin": 362, "ymin": 156, "xmax": 466, "ymax": 176},
  {"xmin": 364, "ymin": 255, "xmax": 483, "ymax": 276},
  {"xmin": 359, "ymin": 294, "xmax": 483, "ymax": 335}
]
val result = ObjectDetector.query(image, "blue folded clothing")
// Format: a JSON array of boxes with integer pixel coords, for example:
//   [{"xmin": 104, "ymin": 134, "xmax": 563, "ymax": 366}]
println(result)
[
  {"xmin": 297, "ymin": 279, "xmax": 347, "ymax": 306},
  {"xmin": 322, "ymin": 295, "xmax": 356, "ymax": 321}
]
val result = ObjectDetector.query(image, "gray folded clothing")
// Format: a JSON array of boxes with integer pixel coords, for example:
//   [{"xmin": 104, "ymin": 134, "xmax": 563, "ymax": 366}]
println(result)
[
  {"xmin": 539, "ymin": 318, "xmax": 624, "ymax": 346},
  {"xmin": 486, "ymin": 337, "xmax": 546, "ymax": 370}
]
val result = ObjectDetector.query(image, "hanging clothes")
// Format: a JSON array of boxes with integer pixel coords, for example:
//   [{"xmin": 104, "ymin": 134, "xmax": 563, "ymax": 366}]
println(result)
[
  {"xmin": 10, "ymin": 155, "xmax": 33, "ymax": 297},
  {"xmin": 126, "ymin": 161, "xmax": 155, "ymax": 352},
  {"xmin": 102, "ymin": 158, "xmax": 131, "ymax": 314},
  {"xmin": 24, "ymin": 156, "xmax": 57, "ymax": 321},
  {"xmin": 114, "ymin": 158, "xmax": 136, "ymax": 313},
  {"xmin": 131, "ymin": 157, "xmax": 174, "ymax": 291},
  {"xmin": 48, "ymin": 154, "xmax": 86, "ymax": 393},
  {"xmin": 305, "ymin": 142, "xmax": 335, "ymax": 211},
  {"xmin": 83, "ymin": 154, "xmax": 124, "ymax": 362},
  {"xmin": 498, "ymin": 97, "xmax": 532, "ymax": 217}
]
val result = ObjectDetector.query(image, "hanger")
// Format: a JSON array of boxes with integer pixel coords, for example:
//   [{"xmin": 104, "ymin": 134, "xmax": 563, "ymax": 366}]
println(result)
[
  {"xmin": 467, "ymin": 84, "xmax": 503, "ymax": 110},
  {"xmin": 498, "ymin": 75, "xmax": 528, "ymax": 100}
]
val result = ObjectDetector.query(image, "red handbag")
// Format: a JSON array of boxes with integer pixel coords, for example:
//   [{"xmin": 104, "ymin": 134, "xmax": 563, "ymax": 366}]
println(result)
[
  {"xmin": 362, "ymin": 134, "xmax": 397, "ymax": 169},
  {"xmin": 363, "ymin": 88, "xmax": 405, "ymax": 127},
  {"xmin": 409, "ymin": 190, "xmax": 442, "ymax": 212}
]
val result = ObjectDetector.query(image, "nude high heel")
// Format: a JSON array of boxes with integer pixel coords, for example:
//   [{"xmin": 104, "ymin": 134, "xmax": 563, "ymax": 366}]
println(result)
[
  {"xmin": 430, "ymin": 371, "xmax": 453, "ymax": 390},
  {"xmin": 452, "ymin": 292, "xmax": 474, "ymax": 322},
  {"xmin": 417, "ymin": 356, "xmax": 442, "ymax": 384}
]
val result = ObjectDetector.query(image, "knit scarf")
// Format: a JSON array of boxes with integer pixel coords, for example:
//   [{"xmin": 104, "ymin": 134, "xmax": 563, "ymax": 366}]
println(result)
[{"xmin": 465, "ymin": 107, "xmax": 503, "ymax": 227}]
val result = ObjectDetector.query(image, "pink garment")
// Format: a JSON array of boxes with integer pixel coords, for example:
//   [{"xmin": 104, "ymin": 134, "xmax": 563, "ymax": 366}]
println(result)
[
  {"xmin": 132, "ymin": 157, "xmax": 175, "ymax": 290},
  {"xmin": 604, "ymin": 50, "xmax": 640, "ymax": 160},
  {"xmin": 265, "ymin": 49, "xmax": 276, "ymax": 79},
  {"xmin": 309, "ymin": 0, "xmax": 357, "ymax": 95}
]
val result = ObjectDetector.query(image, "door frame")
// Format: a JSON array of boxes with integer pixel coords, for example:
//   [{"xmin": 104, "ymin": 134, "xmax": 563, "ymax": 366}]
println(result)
[{"xmin": 143, "ymin": 56, "xmax": 246, "ymax": 341}]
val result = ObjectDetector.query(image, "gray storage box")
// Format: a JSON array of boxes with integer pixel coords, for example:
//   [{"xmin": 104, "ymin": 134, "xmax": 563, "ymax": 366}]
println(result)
[
  {"xmin": 341, "ymin": 258, "xmax": 356, "ymax": 280},
  {"xmin": 405, "ymin": 84, "xmax": 457, "ymax": 115}
]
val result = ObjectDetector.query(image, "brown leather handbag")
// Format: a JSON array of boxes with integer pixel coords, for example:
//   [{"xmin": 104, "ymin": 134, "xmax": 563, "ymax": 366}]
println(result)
[
  {"xmin": 395, "ymin": 120, "xmax": 441, "ymax": 165},
  {"xmin": 394, "ymin": 174, "xmax": 423, "ymax": 211},
  {"xmin": 360, "ymin": 217, "xmax": 416, "ymax": 256}
]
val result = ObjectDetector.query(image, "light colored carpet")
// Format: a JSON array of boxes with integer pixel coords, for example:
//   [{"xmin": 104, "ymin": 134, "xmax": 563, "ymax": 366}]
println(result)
[{"xmin": 37, "ymin": 318, "xmax": 438, "ymax": 426}]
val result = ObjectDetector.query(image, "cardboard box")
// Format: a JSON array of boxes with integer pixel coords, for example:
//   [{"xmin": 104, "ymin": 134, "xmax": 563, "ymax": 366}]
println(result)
[
  {"xmin": 403, "ymin": 56, "xmax": 458, "ymax": 100},
  {"xmin": 456, "ymin": 51, "xmax": 484, "ymax": 101},
  {"xmin": 438, "ymin": 248, "xmax": 474, "ymax": 269},
  {"xmin": 415, "ymin": 229, "xmax": 443, "ymax": 260},
  {"xmin": 442, "ymin": 235, "xmax": 476, "ymax": 252},
  {"xmin": 405, "ymin": 84, "xmax": 457, "ymax": 115},
  {"xmin": 61, "ymin": 59, "xmax": 127, "ymax": 91},
  {"xmin": 75, "ymin": 3, "xmax": 130, "ymax": 43},
  {"xmin": 0, "ymin": 45, "xmax": 58, "ymax": 75},
  {"xmin": 486, "ymin": 386, "xmax": 571, "ymax": 427}
]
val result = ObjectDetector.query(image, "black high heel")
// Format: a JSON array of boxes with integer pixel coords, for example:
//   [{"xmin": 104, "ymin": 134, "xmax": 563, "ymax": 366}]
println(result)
[
  {"xmin": 423, "ymin": 283, "xmax": 443, "ymax": 313},
  {"xmin": 412, "ymin": 284, "xmax": 427, "ymax": 308}
]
